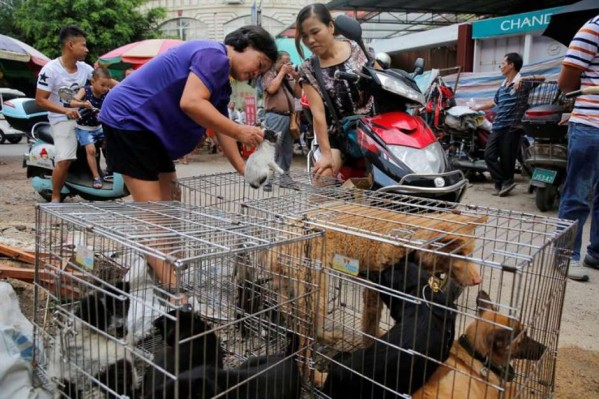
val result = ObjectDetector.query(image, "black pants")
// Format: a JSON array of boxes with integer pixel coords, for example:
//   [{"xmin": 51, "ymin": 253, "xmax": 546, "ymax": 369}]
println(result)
[{"xmin": 484, "ymin": 128, "xmax": 521, "ymax": 189}]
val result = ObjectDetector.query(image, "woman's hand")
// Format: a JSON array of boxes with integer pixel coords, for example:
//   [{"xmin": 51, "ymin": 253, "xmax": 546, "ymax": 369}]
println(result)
[
  {"xmin": 236, "ymin": 125, "xmax": 264, "ymax": 147},
  {"xmin": 313, "ymin": 151, "xmax": 334, "ymax": 177}
]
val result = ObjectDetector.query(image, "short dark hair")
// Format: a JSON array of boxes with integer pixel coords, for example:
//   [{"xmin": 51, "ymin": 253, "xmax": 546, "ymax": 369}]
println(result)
[
  {"xmin": 224, "ymin": 26, "xmax": 278, "ymax": 64},
  {"xmin": 92, "ymin": 67, "xmax": 111, "ymax": 80},
  {"xmin": 505, "ymin": 52, "xmax": 523, "ymax": 72},
  {"xmin": 277, "ymin": 51, "xmax": 290, "ymax": 61},
  {"xmin": 59, "ymin": 25, "xmax": 87, "ymax": 48},
  {"xmin": 295, "ymin": 3, "xmax": 334, "ymax": 59}
]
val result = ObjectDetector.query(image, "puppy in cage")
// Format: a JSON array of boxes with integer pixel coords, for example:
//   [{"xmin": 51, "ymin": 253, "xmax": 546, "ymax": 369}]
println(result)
[
  {"xmin": 320, "ymin": 255, "xmax": 458, "ymax": 399},
  {"xmin": 144, "ymin": 306, "xmax": 224, "ymax": 387},
  {"xmin": 411, "ymin": 290, "xmax": 547, "ymax": 399},
  {"xmin": 46, "ymin": 281, "xmax": 139, "ymax": 398},
  {"xmin": 146, "ymin": 328, "xmax": 303, "ymax": 399},
  {"xmin": 244, "ymin": 129, "xmax": 284, "ymax": 189}
]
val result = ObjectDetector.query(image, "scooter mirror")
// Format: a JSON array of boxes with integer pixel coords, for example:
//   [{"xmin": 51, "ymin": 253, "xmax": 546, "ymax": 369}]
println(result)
[
  {"xmin": 334, "ymin": 15, "xmax": 374, "ymax": 65},
  {"xmin": 413, "ymin": 58, "xmax": 425, "ymax": 76},
  {"xmin": 58, "ymin": 87, "xmax": 76, "ymax": 103}
]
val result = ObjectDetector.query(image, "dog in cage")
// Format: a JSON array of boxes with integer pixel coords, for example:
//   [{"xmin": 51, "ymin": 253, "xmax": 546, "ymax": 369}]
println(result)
[
  {"xmin": 320, "ymin": 256, "xmax": 457, "ymax": 398},
  {"xmin": 411, "ymin": 290, "xmax": 547, "ymax": 399},
  {"xmin": 46, "ymin": 281, "xmax": 139, "ymax": 398},
  {"xmin": 265, "ymin": 206, "xmax": 487, "ymax": 385},
  {"xmin": 234, "ymin": 249, "xmax": 282, "ymax": 339},
  {"xmin": 147, "ymin": 328, "xmax": 303, "ymax": 399},
  {"xmin": 307, "ymin": 209, "xmax": 487, "ymax": 345},
  {"xmin": 142, "ymin": 306, "xmax": 224, "ymax": 396},
  {"xmin": 244, "ymin": 129, "xmax": 284, "ymax": 189}
]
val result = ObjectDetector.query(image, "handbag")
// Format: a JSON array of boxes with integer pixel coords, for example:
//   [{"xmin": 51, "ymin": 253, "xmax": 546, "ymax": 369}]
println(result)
[{"xmin": 283, "ymin": 79, "xmax": 301, "ymax": 140}]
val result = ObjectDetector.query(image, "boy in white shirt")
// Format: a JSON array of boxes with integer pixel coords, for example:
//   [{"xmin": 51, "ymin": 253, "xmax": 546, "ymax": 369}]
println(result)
[{"xmin": 35, "ymin": 26, "xmax": 107, "ymax": 202}]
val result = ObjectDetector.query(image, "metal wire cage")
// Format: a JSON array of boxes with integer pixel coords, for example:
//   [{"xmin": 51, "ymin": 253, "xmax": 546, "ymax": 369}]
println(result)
[
  {"xmin": 176, "ymin": 171, "xmax": 341, "ymax": 214},
  {"xmin": 240, "ymin": 189, "xmax": 576, "ymax": 399},
  {"xmin": 32, "ymin": 201, "xmax": 324, "ymax": 398}
]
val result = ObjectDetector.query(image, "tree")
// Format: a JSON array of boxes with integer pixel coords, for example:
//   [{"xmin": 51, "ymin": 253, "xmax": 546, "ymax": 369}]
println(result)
[
  {"xmin": 14, "ymin": 0, "xmax": 166, "ymax": 63},
  {"xmin": 0, "ymin": 0, "xmax": 24, "ymax": 41}
]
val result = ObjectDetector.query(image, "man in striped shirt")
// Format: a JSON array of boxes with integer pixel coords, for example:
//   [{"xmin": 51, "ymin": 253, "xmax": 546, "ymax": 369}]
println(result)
[
  {"xmin": 473, "ymin": 53, "xmax": 539, "ymax": 197},
  {"xmin": 557, "ymin": 15, "xmax": 599, "ymax": 282}
]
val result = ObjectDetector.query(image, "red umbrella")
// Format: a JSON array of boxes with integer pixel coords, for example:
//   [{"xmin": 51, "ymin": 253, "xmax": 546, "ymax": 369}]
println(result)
[{"xmin": 97, "ymin": 39, "xmax": 183, "ymax": 78}]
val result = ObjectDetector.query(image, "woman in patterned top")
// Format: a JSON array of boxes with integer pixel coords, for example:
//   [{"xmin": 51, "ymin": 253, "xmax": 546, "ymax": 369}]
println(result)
[{"xmin": 295, "ymin": 3, "xmax": 374, "ymax": 177}]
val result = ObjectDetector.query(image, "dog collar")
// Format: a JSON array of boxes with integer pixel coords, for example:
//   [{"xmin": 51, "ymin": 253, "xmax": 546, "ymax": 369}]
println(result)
[{"xmin": 458, "ymin": 335, "xmax": 516, "ymax": 382}]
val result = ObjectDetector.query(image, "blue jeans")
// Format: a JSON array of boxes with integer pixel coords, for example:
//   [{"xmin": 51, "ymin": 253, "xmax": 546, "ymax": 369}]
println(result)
[
  {"xmin": 264, "ymin": 112, "xmax": 293, "ymax": 172},
  {"xmin": 558, "ymin": 122, "xmax": 599, "ymax": 261},
  {"xmin": 75, "ymin": 126, "xmax": 104, "ymax": 146}
]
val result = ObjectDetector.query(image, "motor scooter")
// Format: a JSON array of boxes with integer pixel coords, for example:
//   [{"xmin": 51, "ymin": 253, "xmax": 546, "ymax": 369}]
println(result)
[
  {"xmin": 521, "ymin": 81, "xmax": 573, "ymax": 212},
  {"xmin": 423, "ymin": 74, "xmax": 532, "ymax": 181},
  {"xmin": 308, "ymin": 15, "xmax": 467, "ymax": 203},
  {"xmin": 23, "ymin": 119, "xmax": 129, "ymax": 202}
]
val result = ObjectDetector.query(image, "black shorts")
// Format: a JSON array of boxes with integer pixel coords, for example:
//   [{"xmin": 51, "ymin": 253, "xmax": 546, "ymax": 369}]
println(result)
[{"xmin": 103, "ymin": 124, "xmax": 175, "ymax": 181}]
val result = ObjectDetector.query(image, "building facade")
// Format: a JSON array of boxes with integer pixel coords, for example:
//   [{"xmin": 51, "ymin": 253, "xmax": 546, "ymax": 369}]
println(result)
[{"xmin": 142, "ymin": 0, "xmax": 312, "ymax": 41}]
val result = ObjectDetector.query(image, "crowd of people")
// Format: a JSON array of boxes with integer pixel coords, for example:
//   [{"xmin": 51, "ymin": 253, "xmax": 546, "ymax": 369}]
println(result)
[{"xmin": 34, "ymin": 4, "xmax": 598, "ymax": 286}]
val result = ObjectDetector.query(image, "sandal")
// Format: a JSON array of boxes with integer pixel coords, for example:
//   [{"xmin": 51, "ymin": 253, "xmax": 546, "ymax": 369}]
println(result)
[{"xmin": 92, "ymin": 177, "xmax": 103, "ymax": 189}]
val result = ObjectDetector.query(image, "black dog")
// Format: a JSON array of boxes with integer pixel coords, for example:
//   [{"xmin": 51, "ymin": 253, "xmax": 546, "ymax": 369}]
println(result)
[
  {"xmin": 76, "ymin": 281, "xmax": 131, "ymax": 337},
  {"xmin": 143, "ymin": 307, "xmax": 224, "ymax": 397},
  {"xmin": 153, "ymin": 330, "xmax": 302, "ymax": 399},
  {"xmin": 55, "ymin": 281, "xmax": 136, "ymax": 398},
  {"xmin": 321, "ymin": 258, "xmax": 457, "ymax": 399}
]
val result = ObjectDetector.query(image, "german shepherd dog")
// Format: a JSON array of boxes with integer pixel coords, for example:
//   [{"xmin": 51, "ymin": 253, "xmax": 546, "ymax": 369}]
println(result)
[
  {"xmin": 411, "ymin": 290, "xmax": 547, "ymax": 399},
  {"xmin": 320, "ymin": 257, "xmax": 457, "ymax": 398}
]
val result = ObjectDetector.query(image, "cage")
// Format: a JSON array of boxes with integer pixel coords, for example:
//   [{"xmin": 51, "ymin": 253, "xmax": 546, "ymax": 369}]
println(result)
[
  {"xmin": 240, "ymin": 189, "xmax": 576, "ymax": 399},
  {"xmin": 176, "ymin": 171, "xmax": 341, "ymax": 214},
  {"xmin": 32, "ymin": 201, "xmax": 324, "ymax": 398}
]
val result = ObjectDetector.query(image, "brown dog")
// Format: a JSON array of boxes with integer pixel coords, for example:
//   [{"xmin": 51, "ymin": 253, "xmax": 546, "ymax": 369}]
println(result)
[
  {"xmin": 411, "ymin": 290, "xmax": 546, "ymax": 399},
  {"xmin": 301, "ymin": 202, "xmax": 486, "ymax": 346},
  {"xmin": 266, "ymin": 203, "xmax": 487, "ymax": 384}
]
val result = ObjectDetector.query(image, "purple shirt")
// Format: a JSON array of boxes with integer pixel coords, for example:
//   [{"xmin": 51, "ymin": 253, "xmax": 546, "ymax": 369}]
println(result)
[{"xmin": 100, "ymin": 41, "xmax": 231, "ymax": 159}]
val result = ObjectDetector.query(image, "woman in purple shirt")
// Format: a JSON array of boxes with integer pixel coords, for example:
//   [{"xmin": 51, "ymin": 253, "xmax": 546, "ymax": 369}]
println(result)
[
  {"xmin": 100, "ymin": 26, "xmax": 277, "ymax": 290},
  {"xmin": 100, "ymin": 25, "xmax": 277, "ymax": 201}
]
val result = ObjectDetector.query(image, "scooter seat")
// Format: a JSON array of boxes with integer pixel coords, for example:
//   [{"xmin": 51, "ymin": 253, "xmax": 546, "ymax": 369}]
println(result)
[{"xmin": 35, "ymin": 124, "xmax": 53, "ymax": 145}]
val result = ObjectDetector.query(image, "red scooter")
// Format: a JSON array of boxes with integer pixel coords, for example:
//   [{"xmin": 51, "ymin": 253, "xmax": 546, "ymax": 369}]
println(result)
[{"xmin": 308, "ymin": 15, "xmax": 467, "ymax": 202}]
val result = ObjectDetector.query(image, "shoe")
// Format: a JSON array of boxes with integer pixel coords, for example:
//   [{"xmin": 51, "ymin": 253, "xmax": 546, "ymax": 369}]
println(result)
[
  {"xmin": 499, "ymin": 181, "xmax": 517, "ymax": 197},
  {"xmin": 557, "ymin": 260, "xmax": 589, "ymax": 282},
  {"xmin": 92, "ymin": 177, "xmax": 103, "ymax": 189},
  {"xmin": 583, "ymin": 254, "xmax": 599, "ymax": 270},
  {"xmin": 263, "ymin": 183, "xmax": 273, "ymax": 192},
  {"xmin": 491, "ymin": 187, "xmax": 501, "ymax": 196}
]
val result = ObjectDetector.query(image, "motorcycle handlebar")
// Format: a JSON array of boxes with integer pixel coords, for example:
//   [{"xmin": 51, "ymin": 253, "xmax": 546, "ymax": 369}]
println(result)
[
  {"xmin": 334, "ymin": 70, "xmax": 360, "ymax": 83},
  {"xmin": 566, "ymin": 86, "xmax": 599, "ymax": 98}
]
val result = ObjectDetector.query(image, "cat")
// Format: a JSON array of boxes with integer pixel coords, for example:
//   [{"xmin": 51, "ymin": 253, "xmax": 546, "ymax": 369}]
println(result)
[{"xmin": 244, "ymin": 129, "xmax": 284, "ymax": 189}]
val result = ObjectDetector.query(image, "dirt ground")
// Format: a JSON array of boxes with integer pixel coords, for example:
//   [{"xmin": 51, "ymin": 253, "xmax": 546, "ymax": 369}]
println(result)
[{"xmin": 1, "ymin": 146, "xmax": 598, "ymax": 398}]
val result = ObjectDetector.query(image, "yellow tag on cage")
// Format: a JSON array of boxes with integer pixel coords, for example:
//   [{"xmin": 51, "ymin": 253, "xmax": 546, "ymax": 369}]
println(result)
[
  {"xmin": 76, "ymin": 245, "xmax": 94, "ymax": 270},
  {"xmin": 332, "ymin": 254, "xmax": 359, "ymax": 276}
]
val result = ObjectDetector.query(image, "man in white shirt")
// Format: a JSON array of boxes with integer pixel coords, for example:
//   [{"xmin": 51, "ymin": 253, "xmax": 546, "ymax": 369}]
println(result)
[
  {"xmin": 228, "ymin": 101, "xmax": 241, "ymax": 123},
  {"xmin": 35, "ymin": 25, "xmax": 94, "ymax": 202}
]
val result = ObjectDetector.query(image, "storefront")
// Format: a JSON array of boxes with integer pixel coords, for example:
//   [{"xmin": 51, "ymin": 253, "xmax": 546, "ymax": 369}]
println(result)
[{"xmin": 471, "ymin": 7, "xmax": 567, "ymax": 72}]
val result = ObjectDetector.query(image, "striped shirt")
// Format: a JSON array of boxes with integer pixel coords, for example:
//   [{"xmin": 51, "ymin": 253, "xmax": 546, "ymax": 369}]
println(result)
[
  {"xmin": 563, "ymin": 15, "xmax": 599, "ymax": 129},
  {"xmin": 492, "ymin": 73, "xmax": 533, "ymax": 131}
]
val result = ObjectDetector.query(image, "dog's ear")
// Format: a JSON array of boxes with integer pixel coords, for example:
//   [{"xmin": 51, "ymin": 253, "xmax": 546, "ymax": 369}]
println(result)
[
  {"xmin": 153, "ymin": 314, "xmax": 178, "ymax": 345},
  {"xmin": 476, "ymin": 290, "xmax": 497, "ymax": 314},
  {"xmin": 486, "ymin": 328, "xmax": 513, "ymax": 358}
]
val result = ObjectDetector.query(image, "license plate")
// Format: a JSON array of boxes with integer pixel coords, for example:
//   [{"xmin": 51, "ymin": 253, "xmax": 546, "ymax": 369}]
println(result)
[{"xmin": 532, "ymin": 168, "xmax": 557, "ymax": 184}]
